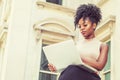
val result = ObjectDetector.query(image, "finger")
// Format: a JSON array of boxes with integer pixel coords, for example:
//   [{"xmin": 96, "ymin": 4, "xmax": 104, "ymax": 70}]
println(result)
[
  {"xmin": 48, "ymin": 63, "xmax": 56, "ymax": 72},
  {"xmin": 48, "ymin": 63, "xmax": 53, "ymax": 67},
  {"xmin": 48, "ymin": 65, "xmax": 54, "ymax": 71}
]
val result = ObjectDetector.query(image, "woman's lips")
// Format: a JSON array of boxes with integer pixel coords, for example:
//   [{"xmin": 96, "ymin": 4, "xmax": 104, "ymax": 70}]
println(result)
[{"xmin": 81, "ymin": 31, "xmax": 86, "ymax": 35}]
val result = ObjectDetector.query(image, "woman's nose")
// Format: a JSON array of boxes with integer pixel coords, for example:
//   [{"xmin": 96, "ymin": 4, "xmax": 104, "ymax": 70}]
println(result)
[{"xmin": 80, "ymin": 26, "xmax": 84, "ymax": 30}]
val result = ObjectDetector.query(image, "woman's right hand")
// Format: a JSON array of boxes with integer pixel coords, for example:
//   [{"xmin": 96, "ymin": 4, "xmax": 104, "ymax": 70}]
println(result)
[{"xmin": 48, "ymin": 63, "xmax": 57, "ymax": 72}]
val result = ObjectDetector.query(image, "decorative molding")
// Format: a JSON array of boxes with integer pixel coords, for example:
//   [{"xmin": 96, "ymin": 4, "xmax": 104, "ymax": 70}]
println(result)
[
  {"xmin": 0, "ymin": 0, "xmax": 12, "ymax": 23},
  {"xmin": 33, "ymin": 18, "xmax": 75, "ymax": 44},
  {"xmin": 34, "ymin": 18, "xmax": 75, "ymax": 32},
  {"xmin": 95, "ymin": 0, "xmax": 109, "ymax": 7},
  {"xmin": 0, "ymin": 25, "xmax": 7, "ymax": 47},
  {"xmin": 95, "ymin": 15, "xmax": 115, "ymax": 42}
]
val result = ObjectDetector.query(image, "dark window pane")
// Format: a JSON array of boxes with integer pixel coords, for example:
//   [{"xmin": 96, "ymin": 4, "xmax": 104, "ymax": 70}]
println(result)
[
  {"xmin": 46, "ymin": 0, "xmax": 62, "ymax": 5},
  {"xmin": 105, "ymin": 72, "xmax": 111, "ymax": 80},
  {"xmin": 39, "ymin": 44, "xmax": 57, "ymax": 80},
  {"xmin": 39, "ymin": 72, "xmax": 57, "ymax": 80},
  {"xmin": 40, "ymin": 48, "xmax": 49, "ymax": 70},
  {"xmin": 104, "ymin": 41, "xmax": 111, "ymax": 71}
]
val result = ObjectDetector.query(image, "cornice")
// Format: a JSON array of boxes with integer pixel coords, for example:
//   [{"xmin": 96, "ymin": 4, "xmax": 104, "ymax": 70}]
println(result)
[
  {"xmin": 36, "ymin": 1, "xmax": 75, "ymax": 15},
  {"xmin": 95, "ymin": 15, "xmax": 115, "ymax": 42},
  {"xmin": 33, "ymin": 18, "xmax": 75, "ymax": 44}
]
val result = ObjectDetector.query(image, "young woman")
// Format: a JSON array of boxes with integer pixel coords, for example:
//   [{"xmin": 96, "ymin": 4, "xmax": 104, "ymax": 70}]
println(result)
[{"xmin": 48, "ymin": 4, "xmax": 109, "ymax": 80}]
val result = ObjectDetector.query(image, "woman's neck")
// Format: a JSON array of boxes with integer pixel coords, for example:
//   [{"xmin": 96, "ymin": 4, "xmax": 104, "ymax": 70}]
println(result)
[{"xmin": 84, "ymin": 34, "xmax": 95, "ymax": 40}]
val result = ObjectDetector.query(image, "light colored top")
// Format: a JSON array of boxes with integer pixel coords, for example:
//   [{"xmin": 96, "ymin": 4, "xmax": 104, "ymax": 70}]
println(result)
[{"xmin": 76, "ymin": 38, "xmax": 102, "ymax": 60}]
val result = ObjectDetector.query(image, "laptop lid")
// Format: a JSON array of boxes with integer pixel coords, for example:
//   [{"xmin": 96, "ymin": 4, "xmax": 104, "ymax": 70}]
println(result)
[{"xmin": 43, "ymin": 39, "xmax": 81, "ymax": 71}]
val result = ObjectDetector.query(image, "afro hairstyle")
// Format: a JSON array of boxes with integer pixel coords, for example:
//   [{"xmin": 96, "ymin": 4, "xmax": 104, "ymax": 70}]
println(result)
[{"xmin": 74, "ymin": 4, "xmax": 102, "ymax": 29}]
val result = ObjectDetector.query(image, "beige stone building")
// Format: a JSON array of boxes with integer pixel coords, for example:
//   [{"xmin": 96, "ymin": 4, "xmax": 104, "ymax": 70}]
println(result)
[{"xmin": 0, "ymin": 0, "xmax": 119, "ymax": 80}]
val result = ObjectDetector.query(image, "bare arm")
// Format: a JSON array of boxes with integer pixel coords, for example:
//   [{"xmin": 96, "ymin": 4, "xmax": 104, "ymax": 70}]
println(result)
[{"xmin": 81, "ymin": 43, "xmax": 109, "ymax": 71}]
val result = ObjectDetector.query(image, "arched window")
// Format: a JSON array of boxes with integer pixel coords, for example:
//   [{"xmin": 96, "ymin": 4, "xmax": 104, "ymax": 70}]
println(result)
[{"xmin": 34, "ymin": 18, "xmax": 75, "ymax": 80}]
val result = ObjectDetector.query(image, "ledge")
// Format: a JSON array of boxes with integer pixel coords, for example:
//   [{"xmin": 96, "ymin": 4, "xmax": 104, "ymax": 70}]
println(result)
[
  {"xmin": 97, "ymin": 0, "xmax": 109, "ymax": 7},
  {"xmin": 36, "ymin": 1, "xmax": 75, "ymax": 15}
]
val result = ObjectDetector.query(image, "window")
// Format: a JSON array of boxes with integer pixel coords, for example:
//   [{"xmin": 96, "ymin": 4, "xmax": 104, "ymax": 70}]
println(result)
[
  {"xmin": 46, "ymin": 0, "xmax": 62, "ymax": 5},
  {"xmin": 103, "ymin": 41, "xmax": 111, "ymax": 80},
  {"xmin": 39, "ymin": 44, "xmax": 59, "ymax": 80},
  {"xmin": 36, "ymin": 19, "xmax": 75, "ymax": 80}
]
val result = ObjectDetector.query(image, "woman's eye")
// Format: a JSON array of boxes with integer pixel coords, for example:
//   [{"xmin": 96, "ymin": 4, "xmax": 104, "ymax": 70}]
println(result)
[{"xmin": 84, "ymin": 25, "xmax": 87, "ymax": 27}]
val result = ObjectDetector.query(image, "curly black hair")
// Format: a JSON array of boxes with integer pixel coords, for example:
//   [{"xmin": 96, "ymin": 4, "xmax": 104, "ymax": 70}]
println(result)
[{"xmin": 74, "ymin": 4, "xmax": 102, "ymax": 29}]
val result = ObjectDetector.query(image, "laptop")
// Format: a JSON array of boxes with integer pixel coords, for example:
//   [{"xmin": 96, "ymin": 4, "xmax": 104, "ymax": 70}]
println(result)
[{"xmin": 43, "ymin": 39, "xmax": 97, "ymax": 73}]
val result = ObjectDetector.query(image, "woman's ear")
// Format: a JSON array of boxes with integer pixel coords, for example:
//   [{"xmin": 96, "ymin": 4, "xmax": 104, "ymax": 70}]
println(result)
[{"xmin": 93, "ymin": 23, "xmax": 96, "ymax": 30}]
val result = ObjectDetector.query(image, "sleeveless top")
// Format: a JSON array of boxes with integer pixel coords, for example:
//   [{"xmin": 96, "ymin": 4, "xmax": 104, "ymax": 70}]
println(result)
[{"xmin": 76, "ymin": 38, "xmax": 102, "ymax": 60}]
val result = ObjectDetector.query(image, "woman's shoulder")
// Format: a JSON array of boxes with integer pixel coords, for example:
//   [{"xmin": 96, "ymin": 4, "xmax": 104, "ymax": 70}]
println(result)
[
  {"xmin": 100, "ymin": 41, "xmax": 109, "ymax": 52},
  {"xmin": 100, "ymin": 42, "xmax": 109, "ymax": 48}
]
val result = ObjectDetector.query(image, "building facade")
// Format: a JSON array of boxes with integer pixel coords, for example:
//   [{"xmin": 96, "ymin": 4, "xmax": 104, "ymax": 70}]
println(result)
[{"xmin": 0, "ymin": 0, "xmax": 119, "ymax": 80}]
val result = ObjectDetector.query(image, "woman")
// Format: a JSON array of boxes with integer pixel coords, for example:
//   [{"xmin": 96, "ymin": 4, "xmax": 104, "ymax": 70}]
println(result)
[{"xmin": 48, "ymin": 4, "xmax": 109, "ymax": 80}]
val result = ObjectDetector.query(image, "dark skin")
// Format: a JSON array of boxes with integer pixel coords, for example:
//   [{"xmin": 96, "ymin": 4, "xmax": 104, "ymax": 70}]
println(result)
[
  {"xmin": 48, "ymin": 17, "xmax": 109, "ymax": 72},
  {"xmin": 78, "ymin": 17, "xmax": 109, "ymax": 71}
]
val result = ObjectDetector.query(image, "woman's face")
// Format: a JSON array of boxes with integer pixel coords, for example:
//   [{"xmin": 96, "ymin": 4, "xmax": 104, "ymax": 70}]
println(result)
[{"xmin": 77, "ymin": 17, "xmax": 96, "ymax": 39}]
